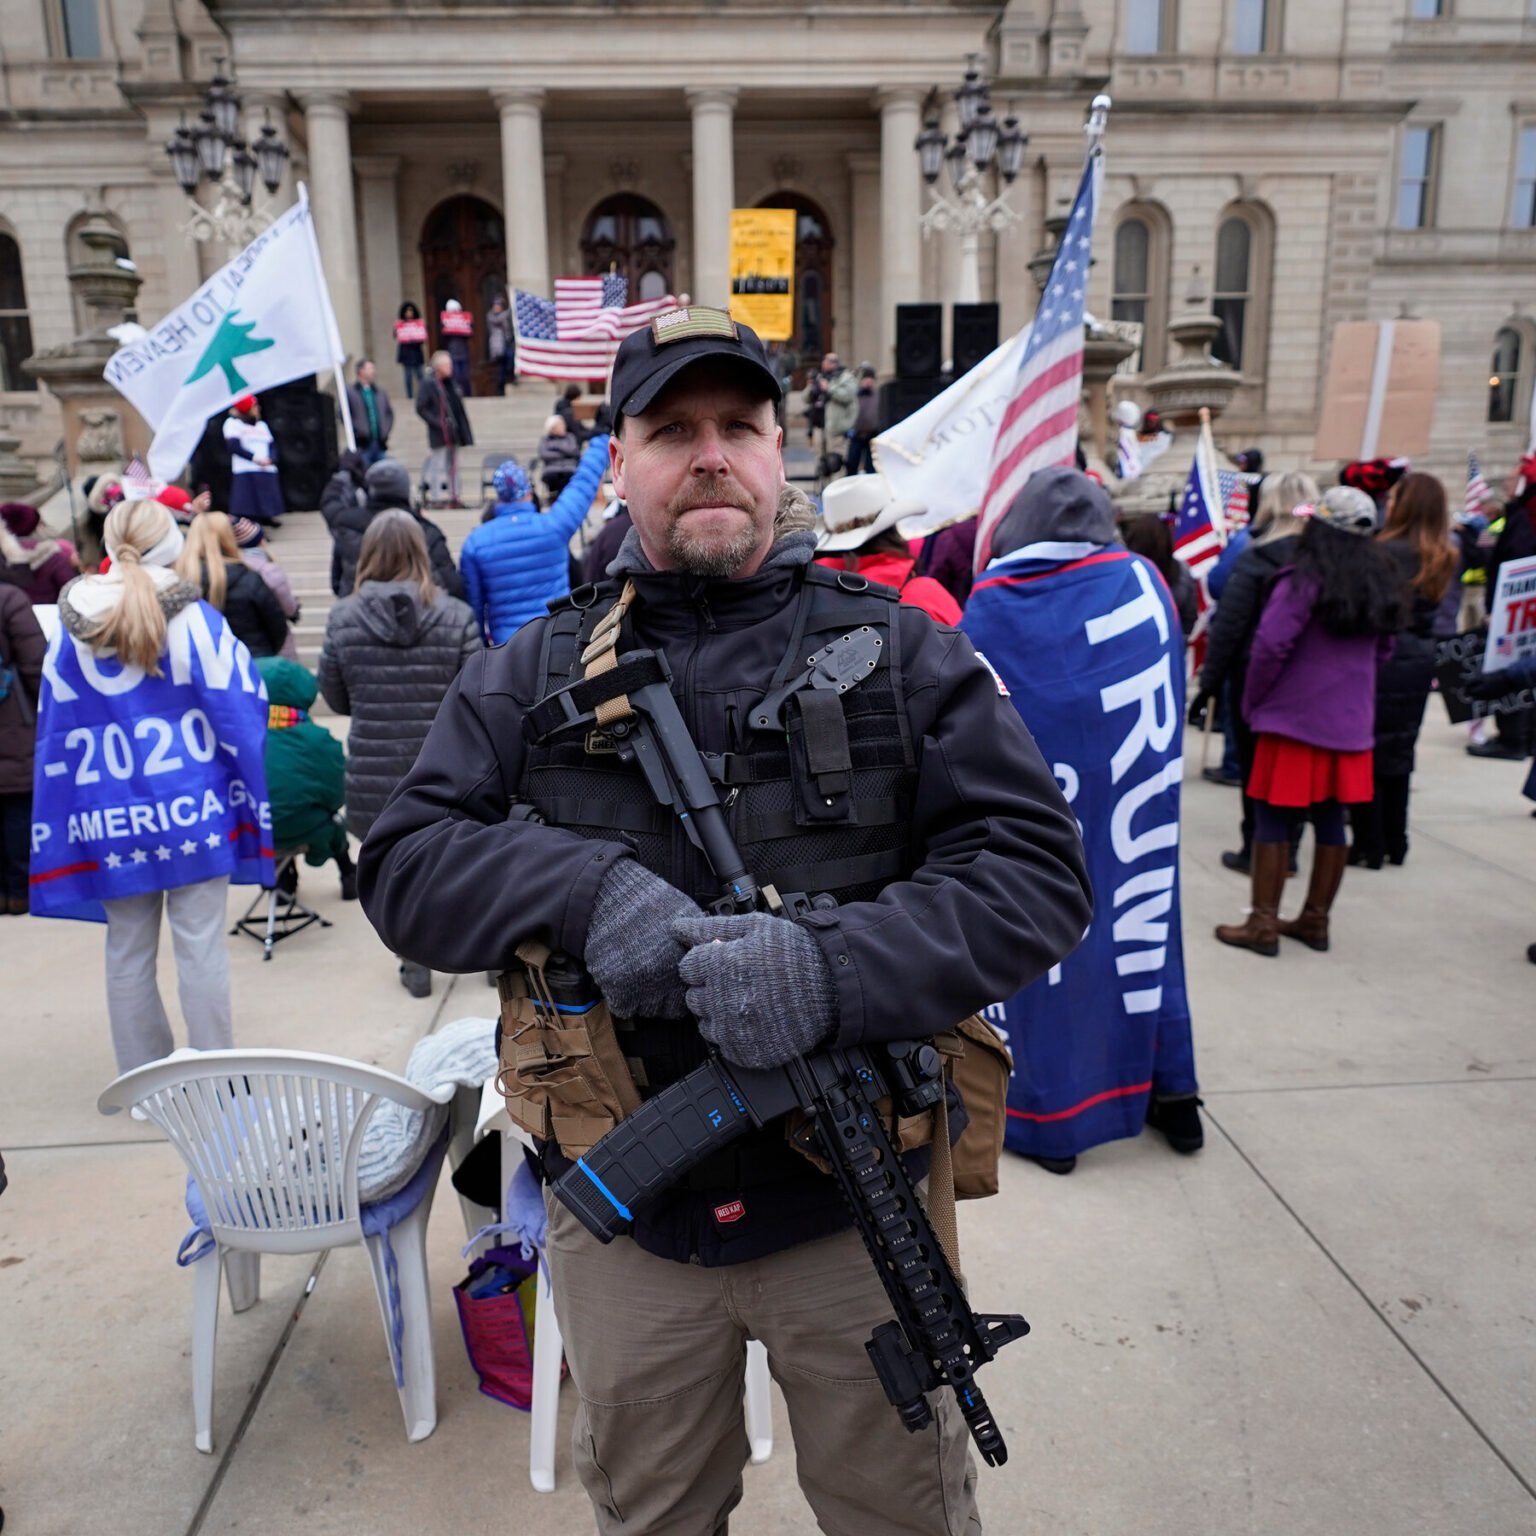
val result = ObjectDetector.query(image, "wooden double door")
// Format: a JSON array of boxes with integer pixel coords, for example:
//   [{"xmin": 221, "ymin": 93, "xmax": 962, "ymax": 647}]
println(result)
[{"xmin": 419, "ymin": 195, "xmax": 507, "ymax": 395}]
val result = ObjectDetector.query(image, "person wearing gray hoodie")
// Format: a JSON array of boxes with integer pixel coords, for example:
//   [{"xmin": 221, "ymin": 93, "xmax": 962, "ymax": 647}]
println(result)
[{"xmin": 318, "ymin": 510, "xmax": 480, "ymax": 996}]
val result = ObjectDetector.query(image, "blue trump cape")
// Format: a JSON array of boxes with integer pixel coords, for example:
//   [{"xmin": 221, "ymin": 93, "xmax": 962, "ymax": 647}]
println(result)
[
  {"xmin": 961, "ymin": 546, "xmax": 1197, "ymax": 1159},
  {"xmin": 30, "ymin": 601, "xmax": 274, "ymax": 922}
]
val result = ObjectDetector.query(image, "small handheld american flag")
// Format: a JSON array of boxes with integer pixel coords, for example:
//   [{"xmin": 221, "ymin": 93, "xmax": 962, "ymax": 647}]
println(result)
[{"xmin": 1463, "ymin": 451, "xmax": 1491, "ymax": 521}]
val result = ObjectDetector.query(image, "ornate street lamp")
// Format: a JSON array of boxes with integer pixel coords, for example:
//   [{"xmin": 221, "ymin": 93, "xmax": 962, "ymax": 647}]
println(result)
[
  {"xmin": 164, "ymin": 60, "xmax": 289, "ymax": 248},
  {"xmin": 914, "ymin": 60, "xmax": 1028, "ymax": 305}
]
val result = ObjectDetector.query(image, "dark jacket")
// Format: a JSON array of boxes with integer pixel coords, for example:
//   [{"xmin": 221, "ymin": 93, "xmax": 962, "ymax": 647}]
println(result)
[
  {"xmin": 553, "ymin": 395, "xmax": 587, "ymax": 441},
  {"xmin": 346, "ymin": 382, "xmax": 395, "ymax": 448},
  {"xmin": 582, "ymin": 505, "xmax": 632, "ymax": 585},
  {"xmin": 460, "ymin": 434, "xmax": 609, "ymax": 643},
  {"xmin": 4, "ymin": 541, "xmax": 74, "ymax": 606},
  {"xmin": 317, "ymin": 581, "xmax": 481, "ymax": 838},
  {"xmin": 1373, "ymin": 541, "xmax": 1440, "ymax": 778},
  {"xmin": 920, "ymin": 516, "xmax": 979, "ymax": 608},
  {"xmin": 1243, "ymin": 570, "xmax": 1392, "ymax": 752},
  {"xmin": 0, "ymin": 584, "xmax": 44, "ymax": 795},
  {"xmin": 1488, "ymin": 493, "xmax": 1536, "ymax": 597},
  {"xmin": 325, "ymin": 483, "xmax": 464, "ymax": 602},
  {"xmin": 537, "ymin": 432, "xmax": 581, "ymax": 483},
  {"xmin": 1168, "ymin": 562, "xmax": 1199, "ymax": 637},
  {"xmin": 415, "ymin": 373, "xmax": 472, "ymax": 451},
  {"xmin": 198, "ymin": 559, "xmax": 289, "ymax": 659},
  {"xmin": 1199, "ymin": 534, "xmax": 1300, "ymax": 699},
  {"xmin": 357, "ymin": 531, "xmax": 1091, "ymax": 1266}
]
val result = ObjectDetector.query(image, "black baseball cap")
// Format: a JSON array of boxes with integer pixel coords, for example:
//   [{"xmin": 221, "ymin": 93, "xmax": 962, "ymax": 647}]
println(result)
[{"xmin": 609, "ymin": 306, "xmax": 782, "ymax": 421}]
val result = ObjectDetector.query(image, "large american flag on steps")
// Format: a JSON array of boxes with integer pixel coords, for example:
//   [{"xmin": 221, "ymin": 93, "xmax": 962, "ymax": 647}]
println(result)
[{"xmin": 513, "ymin": 276, "xmax": 676, "ymax": 381}]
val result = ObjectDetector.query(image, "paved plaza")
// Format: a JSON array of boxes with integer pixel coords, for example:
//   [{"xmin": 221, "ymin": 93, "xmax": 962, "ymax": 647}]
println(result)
[{"xmin": 1, "ymin": 715, "xmax": 1532, "ymax": 1536}]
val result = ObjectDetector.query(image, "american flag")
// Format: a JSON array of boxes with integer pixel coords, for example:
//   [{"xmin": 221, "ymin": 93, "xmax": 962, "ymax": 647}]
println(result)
[
  {"xmin": 1174, "ymin": 415, "xmax": 1233, "ymax": 664},
  {"xmin": 120, "ymin": 455, "xmax": 162, "ymax": 502},
  {"xmin": 1220, "ymin": 469, "xmax": 1251, "ymax": 529},
  {"xmin": 513, "ymin": 276, "xmax": 676, "ymax": 381},
  {"xmin": 973, "ymin": 149, "xmax": 1099, "ymax": 573},
  {"xmin": 1464, "ymin": 451, "xmax": 1491, "ymax": 520}
]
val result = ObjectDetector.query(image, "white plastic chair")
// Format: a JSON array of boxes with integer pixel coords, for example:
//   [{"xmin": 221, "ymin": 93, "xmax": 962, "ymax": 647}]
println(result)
[
  {"xmin": 99, "ymin": 1048, "xmax": 457, "ymax": 1452},
  {"xmin": 470, "ymin": 1082, "xmax": 773, "ymax": 1491}
]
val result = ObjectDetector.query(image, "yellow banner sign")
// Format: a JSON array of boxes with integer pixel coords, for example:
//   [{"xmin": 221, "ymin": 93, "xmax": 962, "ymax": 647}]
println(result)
[{"xmin": 729, "ymin": 208, "xmax": 796, "ymax": 341}]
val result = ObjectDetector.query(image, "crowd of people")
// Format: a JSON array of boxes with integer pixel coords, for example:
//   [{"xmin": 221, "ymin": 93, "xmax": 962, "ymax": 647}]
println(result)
[{"xmin": 3, "ymin": 298, "xmax": 1534, "ymax": 1532}]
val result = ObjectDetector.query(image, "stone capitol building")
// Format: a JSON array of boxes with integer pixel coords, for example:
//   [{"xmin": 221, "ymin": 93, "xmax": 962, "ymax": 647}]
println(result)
[{"xmin": 1, "ymin": 0, "xmax": 1533, "ymax": 487}]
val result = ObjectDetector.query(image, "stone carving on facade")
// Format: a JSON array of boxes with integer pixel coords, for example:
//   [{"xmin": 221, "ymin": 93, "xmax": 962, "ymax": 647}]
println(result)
[
  {"xmin": 608, "ymin": 158, "xmax": 640, "ymax": 187},
  {"xmin": 447, "ymin": 160, "xmax": 479, "ymax": 188},
  {"xmin": 76, "ymin": 410, "xmax": 124, "ymax": 464},
  {"xmin": 770, "ymin": 155, "xmax": 804, "ymax": 187}
]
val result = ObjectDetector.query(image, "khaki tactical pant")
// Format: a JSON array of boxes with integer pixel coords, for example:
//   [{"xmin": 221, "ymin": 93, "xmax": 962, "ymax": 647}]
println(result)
[{"xmin": 545, "ymin": 1190, "xmax": 981, "ymax": 1535}]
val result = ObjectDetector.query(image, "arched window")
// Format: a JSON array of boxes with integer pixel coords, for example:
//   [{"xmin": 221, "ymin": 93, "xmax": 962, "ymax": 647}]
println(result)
[
  {"xmin": 1211, "ymin": 204, "xmax": 1272, "ymax": 380},
  {"xmin": 0, "ymin": 232, "xmax": 37, "ymax": 393},
  {"xmin": 1111, "ymin": 204, "xmax": 1171, "ymax": 372},
  {"xmin": 1488, "ymin": 325, "xmax": 1532, "ymax": 425},
  {"xmin": 580, "ymin": 195, "xmax": 675, "ymax": 302}
]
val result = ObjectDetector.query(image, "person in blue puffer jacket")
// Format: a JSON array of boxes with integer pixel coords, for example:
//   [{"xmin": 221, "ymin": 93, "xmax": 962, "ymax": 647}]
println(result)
[{"xmin": 460, "ymin": 433, "xmax": 610, "ymax": 644}]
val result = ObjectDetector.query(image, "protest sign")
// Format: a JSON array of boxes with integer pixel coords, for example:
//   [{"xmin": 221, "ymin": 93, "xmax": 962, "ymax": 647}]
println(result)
[
  {"xmin": 1313, "ymin": 319, "xmax": 1440, "ymax": 462},
  {"xmin": 1435, "ymin": 630, "xmax": 1536, "ymax": 724},
  {"xmin": 1483, "ymin": 553, "xmax": 1536, "ymax": 673},
  {"xmin": 728, "ymin": 209, "xmax": 795, "ymax": 341},
  {"xmin": 103, "ymin": 184, "xmax": 346, "ymax": 480}
]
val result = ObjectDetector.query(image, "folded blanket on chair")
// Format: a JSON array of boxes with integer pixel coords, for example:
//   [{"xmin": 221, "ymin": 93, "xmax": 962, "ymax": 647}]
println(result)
[{"xmin": 357, "ymin": 1016, "xmax": 499, "ymax": 1201}]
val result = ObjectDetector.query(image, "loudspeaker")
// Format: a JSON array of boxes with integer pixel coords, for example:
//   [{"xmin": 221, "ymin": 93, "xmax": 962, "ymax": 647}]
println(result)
[
  {"xmin": 895, "ymin": 304, "xmax": 943, "ymax": 380},
  {"xmin": 879, "ymin": 376, "xmax": 948, "ymax": 433},
  {"xmin": 952, "ymin": 303, "xmax": 1000, "ymax": 378},
  {"xmin": 260, "ymin": 376, "xmax": 338, "ymax": 512}
]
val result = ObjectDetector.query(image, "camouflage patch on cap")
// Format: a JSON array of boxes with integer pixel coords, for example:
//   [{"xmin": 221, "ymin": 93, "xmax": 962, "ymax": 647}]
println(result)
[{"xmin": 650, "ymin": 307, "xmax": 739, "ymax": 346}]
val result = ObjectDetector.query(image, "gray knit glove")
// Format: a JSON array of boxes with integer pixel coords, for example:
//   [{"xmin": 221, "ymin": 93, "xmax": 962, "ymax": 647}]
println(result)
[
  {"xmin": 673, "ymin": 913, "xmax": 839, "ymax": 1070},
  {"xmin": 584, "ymin": 858, "xmax": 703, "ymax": 1019}
]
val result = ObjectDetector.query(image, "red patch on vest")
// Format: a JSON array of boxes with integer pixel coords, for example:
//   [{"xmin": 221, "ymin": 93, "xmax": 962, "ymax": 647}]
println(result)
[{"xmin": 713, "ymin": 1199, "xmax": 746, "ymax": 1225}]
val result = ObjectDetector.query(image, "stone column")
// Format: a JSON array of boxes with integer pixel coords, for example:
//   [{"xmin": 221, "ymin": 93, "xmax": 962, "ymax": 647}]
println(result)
[
  {"xmin": 495, "ymin": 89, "xmax": 550, "ymax": 298},
  {"xmin": 297, "ymin": 90, "xmax": 364, "ymax": 365},
  {"xmin": 846, "ymin": 151, "xmax": 882, "ymax": 372},
  {"xmin": 877, "ymin": 89, "xmax": 924, "ymax": 374},
  {"xmin": 687, "ymin": 89, "xmax": 737, "ymax": 309},
  {"xmin": 354, "ymin": 156, "xmax": 402, "ymax": 366}
]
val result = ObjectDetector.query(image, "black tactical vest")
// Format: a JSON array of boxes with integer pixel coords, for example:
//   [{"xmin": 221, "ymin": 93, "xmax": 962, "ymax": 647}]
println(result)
[{"xmin": 519, "ymin": 565, "xmax": 917, "ymax": 1148}]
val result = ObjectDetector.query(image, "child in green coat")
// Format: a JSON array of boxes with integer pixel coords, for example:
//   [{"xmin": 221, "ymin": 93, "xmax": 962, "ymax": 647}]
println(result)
[{"xmin": 255, "ymin": 656, "xmax": 355, "ymax": 897}]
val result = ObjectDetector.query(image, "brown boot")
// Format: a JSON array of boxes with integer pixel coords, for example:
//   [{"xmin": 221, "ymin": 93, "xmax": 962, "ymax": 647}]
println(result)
[
  {"xmin": 1214, "ymin": 842, "xmax": 1289, "ymax": 956},
  {"xmin": 1276, "ymin": 843, "xmax": 1348, "ymax": 952}
]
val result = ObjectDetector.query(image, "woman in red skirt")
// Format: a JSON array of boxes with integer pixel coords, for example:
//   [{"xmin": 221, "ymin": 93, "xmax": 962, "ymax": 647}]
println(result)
[{"xmin": 1216, "ymin": 488, "xmax": 1408, "ymax": 955}]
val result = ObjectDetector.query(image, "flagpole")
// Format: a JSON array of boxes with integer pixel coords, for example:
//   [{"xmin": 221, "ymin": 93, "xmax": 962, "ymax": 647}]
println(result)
[
  {"xmin": 1198, "ymin": 406, "xmax": 1228, "ymax": 546},
  {"xmin": 296, "ymin": 181, "xmax": 357, "ymax": 454}
]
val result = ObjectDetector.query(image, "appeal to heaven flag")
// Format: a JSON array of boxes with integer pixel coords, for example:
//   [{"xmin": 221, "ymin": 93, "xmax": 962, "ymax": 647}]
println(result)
[
  {"xmin": 103, "ymin": 184, "xmax": 344, "ymax": 481},
  {"xmin": 871, "ymin": 324, "xmax": 1030, "ymax": 539}
]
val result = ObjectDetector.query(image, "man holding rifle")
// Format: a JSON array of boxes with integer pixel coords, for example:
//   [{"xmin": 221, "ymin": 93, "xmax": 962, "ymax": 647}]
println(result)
[{"xmin": 359, "ymin": 306, "xmax": 1090, "ymax": 1533}]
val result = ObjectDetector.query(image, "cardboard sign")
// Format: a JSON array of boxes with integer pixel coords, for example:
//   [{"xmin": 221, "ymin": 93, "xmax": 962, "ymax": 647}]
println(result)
[
  {"xmin": 1435, "ymin": 630, "xmax": 1536, "ymax": 725},
  {"xmin": 1483, "ymin": 553, "xmax": 1536, "ymax": 673},
  {"xmin": 1313, "ymin": 319, "xmax": 1440, "ymax": 462},
  {"xmin": 728, "ymin": 208, "xmax": 796, "ymax": 342}
]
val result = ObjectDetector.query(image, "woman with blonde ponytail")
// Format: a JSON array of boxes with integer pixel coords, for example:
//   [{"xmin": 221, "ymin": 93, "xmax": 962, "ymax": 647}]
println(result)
[
  {"xmin": 177, "ymin": 510, "xmax": 290, "ymax": 658},
  {"xmin": 31, "ymin": 497, "xmax": 274, "ymax": 1070}
]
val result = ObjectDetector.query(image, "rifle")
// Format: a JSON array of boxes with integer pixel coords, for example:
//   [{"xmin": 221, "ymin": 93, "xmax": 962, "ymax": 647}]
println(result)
[{"xmin": 529, "ymin": 631, "xmax": 1030, "ymax": 1467}]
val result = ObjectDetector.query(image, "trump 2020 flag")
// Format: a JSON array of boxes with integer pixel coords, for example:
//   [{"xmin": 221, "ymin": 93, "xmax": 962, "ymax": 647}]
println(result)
[
  {"xmin": 30, "ymin": 602, "xmax": 274, "ymax": 922},
  {"xmin": 961, "ymin": 545, "xmax": 1198, "ymax": 1159},
  {"xmin": 103, "ymin": 184, "xmax": 343, "ymax": 481}
]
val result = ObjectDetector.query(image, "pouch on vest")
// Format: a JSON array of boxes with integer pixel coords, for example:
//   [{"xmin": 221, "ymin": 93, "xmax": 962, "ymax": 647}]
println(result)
[
  {"xmin": 783, "ymin": 1013, "xmax": 1010, "ymax": 1200},
  {"xmin": 936, "ymin": 1014, "xmax": 1013, "ymax": 1200},
  {"xmin": 494, "ymin": 941, "xmax": 642, "ymax": 1159}
]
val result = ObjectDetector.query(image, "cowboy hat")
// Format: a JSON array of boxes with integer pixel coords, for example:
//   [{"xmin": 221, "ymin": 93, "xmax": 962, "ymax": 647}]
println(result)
[{"xmin": 817, "ymin": 475, "xmax": 915, "ymax": 553}]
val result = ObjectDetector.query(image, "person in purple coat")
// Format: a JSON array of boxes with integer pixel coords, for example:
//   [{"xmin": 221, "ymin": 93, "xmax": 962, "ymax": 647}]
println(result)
[{"xmin": 1216, "ymin": 490, "xmax": 1408, "ymax": 957}]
